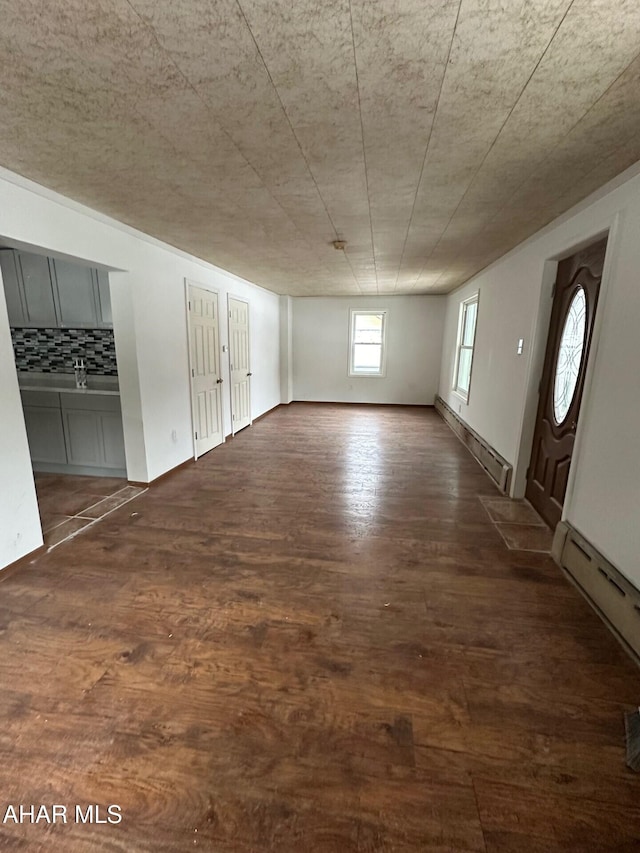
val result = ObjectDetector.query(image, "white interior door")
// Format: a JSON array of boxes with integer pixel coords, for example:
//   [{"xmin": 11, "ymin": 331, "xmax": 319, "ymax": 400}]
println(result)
[
  {"xmin": 228, "ymin": 296, "xmax": 251, "ymax": 434},
  {"xmin": 188, "ymin": 284, "xmax": 224, "ymax": 457}
]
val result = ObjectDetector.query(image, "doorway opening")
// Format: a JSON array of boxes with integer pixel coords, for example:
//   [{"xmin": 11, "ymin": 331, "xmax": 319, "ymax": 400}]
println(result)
[
  {"xmin": 186, "ymin": 282, "xmax": 224, "ymax": 458},
  {"xmin": 228, "ymin": 295, "xmax": 252, "ymax": 434},
  {"xmin": 0, "ymin": 242, "xmax": 132, "ymax": 547},
  {"xmin": 525, "ymin": 236, "xmax": 608, "ymax": 529}
]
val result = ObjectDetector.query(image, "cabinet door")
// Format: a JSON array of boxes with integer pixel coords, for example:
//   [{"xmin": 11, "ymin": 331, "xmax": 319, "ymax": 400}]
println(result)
[
  {"xmin": 100, "ymin": 412, "xmax": 126, "ymax": 468},
  {"xmin": 23, "ymin": 406, "xmax": 67, "ymax": 463},
  {"xmin": 93, "ymin": 269, "xmax": 113, "ymax": 327},
  {"xmin": 51, "ymin": 259, "xmax": 98, "ymax": 328},
  {"xmin": 16, "ymin": 252, "xmax": 58, "ymax": 327},
  {"xmin": 63, "ymin": 409, "xmax": 102, "ymax": 466},
  {"xmin": 0, "ymin": 250, "xmax": 26, "ymax": 326}
]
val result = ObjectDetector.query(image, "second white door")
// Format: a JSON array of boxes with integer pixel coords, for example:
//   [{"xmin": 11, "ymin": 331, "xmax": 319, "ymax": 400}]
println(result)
[
  {"xmin": 188, "ymin": 284, "xmax": 224, "ymax": 457},
  {"xmin": 228, "ymin": 296, "xmax": 251, "ymax": 433}
]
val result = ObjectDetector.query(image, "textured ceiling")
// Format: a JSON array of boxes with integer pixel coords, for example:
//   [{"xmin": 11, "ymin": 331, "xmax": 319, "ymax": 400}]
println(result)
[{"xmin": 1, "ymin": 1, "xmax": 640, "ymax": 295}]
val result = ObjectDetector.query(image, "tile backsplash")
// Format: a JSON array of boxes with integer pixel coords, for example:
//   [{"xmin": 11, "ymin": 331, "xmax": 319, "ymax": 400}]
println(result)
[{"xmin": 11, "ymin": 327, "xmax": 118, "ymax": 375}]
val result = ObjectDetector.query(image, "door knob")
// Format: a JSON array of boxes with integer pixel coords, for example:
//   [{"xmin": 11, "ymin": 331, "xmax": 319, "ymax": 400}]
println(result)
[
  {"xmin": 216, "ymin": 378, "xmax": 223, "ymax": 384},
  {"xmin": 247, "ymin": 372, "xmax": 253, "ymax": 377}
]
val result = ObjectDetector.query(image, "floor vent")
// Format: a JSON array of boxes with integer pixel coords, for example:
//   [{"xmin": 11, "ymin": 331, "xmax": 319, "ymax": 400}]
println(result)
[
  {"xmin": 434, "ymin": 396, "xmax": 512, "ymax": 493},
  {"xmin": 554, "ymin": 522, "xmax": 640, "ymax": 666}
]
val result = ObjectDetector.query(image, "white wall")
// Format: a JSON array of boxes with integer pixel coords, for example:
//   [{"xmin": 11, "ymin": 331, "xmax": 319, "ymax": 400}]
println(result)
[
  {"xmin": 0, "ymin": 168, "xmax": 281, "ymax": 570},
  {"xmin": 439, "ymin": 162, "xmax": 640, "ymax": 589},
  {"xmin": 292, "ymin": 295, "xmax": 445, "ymax": 405},
  {"xmin": 279, "ymin": 295, "xmax": 293, "ymax": 404},
  {"xmin": 0, "ymin": 281, "xmax": 43, "ymax": 565}
]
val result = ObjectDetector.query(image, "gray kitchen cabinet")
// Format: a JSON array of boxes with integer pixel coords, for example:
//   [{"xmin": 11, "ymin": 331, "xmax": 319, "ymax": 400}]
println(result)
[
  {"xmin": 16, "ymin": 252, "xmax": 59, "ymax": 327},
  {"xmin": 20, "ymin": 391, "xmax": 67, "ymax": 464},
  {"xmin": 101, "ymin": 411, "xmax": 127, "ymax": 468},
  {"xmin": 63, "ymin": 409, "xmax": 103, "ymax": 467},
  {"xmin": 51, "ymin": 258, "xmax": 98, "ymax": 328},
  {"xmin": 93, "ymin": 269, "xmax": 113, "ymax": 328},
  {"xmin": 0, "ymin": 250, "xmax": 26, "ymax": 325},
  {"xmin": 60, "ymin": 393, "xmax": 125, "ymax": 472},
  {"xmin": 1, "ymin": 248, "xmax": 113, "ymax": 329}
]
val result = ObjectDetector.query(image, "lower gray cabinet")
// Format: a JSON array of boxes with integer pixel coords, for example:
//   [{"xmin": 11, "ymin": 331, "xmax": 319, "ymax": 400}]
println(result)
[
  {"xmin": 101, "ymin": 412, "xmax": 127, "ymax": 469},
  {"xmin": 63, "ymin": 409, "xmax": 103, "ymax": 467},
  {"xmin": 21, "ymin": 391, "xmax": 67, "ymax": 464},
  {"xmin": 60, "ymin": 393, "xmax": 125, "ymax": 472},
  {"xmin": 20, "ymin": 389, "xmax": 125, "ymax": 475}
]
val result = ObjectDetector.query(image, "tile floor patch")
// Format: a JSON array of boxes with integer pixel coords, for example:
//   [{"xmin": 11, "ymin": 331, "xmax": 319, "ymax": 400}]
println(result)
[
  {"xmin": 494, "ymin": 522, "xmax": 554, "ymax": 553},
  {"xmin": 481, "ymin": 497, "xmax": 545, "ymax": 526},
  {"xmin": 479, "ymin": 495, "xmax": 552, "ymax": 553}
]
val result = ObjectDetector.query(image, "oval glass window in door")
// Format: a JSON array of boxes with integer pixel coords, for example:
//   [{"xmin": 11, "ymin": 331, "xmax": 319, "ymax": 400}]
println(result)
[{"xmin": 553, "ymin": 286, "xmax": 587, "ymax": 424}]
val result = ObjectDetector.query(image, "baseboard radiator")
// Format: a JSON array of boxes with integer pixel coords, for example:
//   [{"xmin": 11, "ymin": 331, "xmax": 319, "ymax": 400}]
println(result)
[
  {"xmin": 554, "ymin": 522, "xmax": 640, "ymax": 666},
  {"xmin": 434, "ymin": 396, "xmax": 512, "ymax": 494}
]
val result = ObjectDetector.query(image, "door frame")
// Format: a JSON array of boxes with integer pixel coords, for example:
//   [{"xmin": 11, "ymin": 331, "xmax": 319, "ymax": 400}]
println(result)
[
  {"xmin": 185, "ymin": 278, "xmax": 225, "ymax": 460},
  {"xmin": 227, "ymin": 294, "xmax": 252, "ymax": 436},
  {"xmin": 513, "ymin": 215, "xmax": 621, "ymax": 517}
]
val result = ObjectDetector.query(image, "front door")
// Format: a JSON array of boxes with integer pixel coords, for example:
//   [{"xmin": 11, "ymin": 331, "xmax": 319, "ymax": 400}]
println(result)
[
  {"xmin": 228, "ymin": 296, "xmax": 252, "ymax": 434},
  {"xmin": 188, "ymin": 284, "xmax": 224, "ymax": 458},
  {"xmin": 525, "ymin": 237, "xmax": 607, "ymax": 528}
]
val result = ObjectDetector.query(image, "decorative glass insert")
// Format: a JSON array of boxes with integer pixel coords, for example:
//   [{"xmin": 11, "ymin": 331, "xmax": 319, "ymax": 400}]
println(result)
[{"xmin": 553, "ymin": 286, "xmax": 586, "ymax": 424}]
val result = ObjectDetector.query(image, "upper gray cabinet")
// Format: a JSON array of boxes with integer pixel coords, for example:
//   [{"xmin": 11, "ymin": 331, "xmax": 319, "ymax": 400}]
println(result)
[
  {"xmin": 51, "ymin": 258, "xmax": 98, "ymax": 328},
  {"xmin": 0, "ymin": 250, "xmax": 26, "ymax": 325},
  {"xmin": 16, "ymin": 252, "xmax": 58, "ymax": 327},
  {"xmin": 0, "ymin": 249, "xmax": 113, "ymax": 329},
  {"xmin": 93, "ymin": 269, "xmax": 113, "ymax": 327}
]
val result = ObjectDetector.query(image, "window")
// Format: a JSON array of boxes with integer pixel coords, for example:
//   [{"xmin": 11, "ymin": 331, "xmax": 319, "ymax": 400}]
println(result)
[
  {"xmin": 453, "ymin": 294, "xmax": 478, "ymax": 401},
  {"xmin": 349, "ymin": 310, "xmax": 387, "ymax": 377}
]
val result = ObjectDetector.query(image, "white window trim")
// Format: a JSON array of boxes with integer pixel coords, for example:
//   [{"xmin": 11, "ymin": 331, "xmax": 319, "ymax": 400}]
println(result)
[
  {"xmin": 348, "ymin": 309, "xmax": 388, "ymax": 378},
  {"xmin": 453, "ymin": 293, "xmax": 479, "ymax": 403}
]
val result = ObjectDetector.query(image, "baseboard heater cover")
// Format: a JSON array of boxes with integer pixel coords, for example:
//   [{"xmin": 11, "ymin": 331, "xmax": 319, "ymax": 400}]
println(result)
[
  {"xmin": 553, "ymin": 522, "xmax": 640, "ymax": 667},
  {"xmin": 434, "ymin": 396, "xmax": 512, "ymax": 494}
]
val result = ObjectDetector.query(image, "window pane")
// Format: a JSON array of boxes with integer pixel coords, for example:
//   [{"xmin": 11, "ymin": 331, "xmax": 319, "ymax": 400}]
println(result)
[
  {"xmin": 354, "ymin": 313, "xmax": 383, "ymax": 344},
  {"xmin": 456, "ymin": 347, "xmax": 472, "ymax": 394},
  {"xmin": 462, "ymin": 301, "xmax": 477, "ymax": 346},
  {"xmin": 353, "ymin": 343, "xmax": 382, "ymax": 372}
]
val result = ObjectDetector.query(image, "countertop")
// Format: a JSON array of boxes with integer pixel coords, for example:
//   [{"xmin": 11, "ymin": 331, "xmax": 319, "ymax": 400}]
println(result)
[{"xmin": 18, "ymin": 372, "xmax": 120, "ymax": 396}]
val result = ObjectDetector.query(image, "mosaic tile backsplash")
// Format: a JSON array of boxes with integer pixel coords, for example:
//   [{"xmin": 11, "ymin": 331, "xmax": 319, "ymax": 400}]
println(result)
[{"xmin": 11, "ymin": 327, "xmax": 118, "ymax": 376}]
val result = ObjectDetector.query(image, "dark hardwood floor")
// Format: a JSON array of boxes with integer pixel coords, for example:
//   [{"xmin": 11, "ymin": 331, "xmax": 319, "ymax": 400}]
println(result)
[{"xmin": 1, "ymin": 404, "xmax": 639, "ymax": 851}]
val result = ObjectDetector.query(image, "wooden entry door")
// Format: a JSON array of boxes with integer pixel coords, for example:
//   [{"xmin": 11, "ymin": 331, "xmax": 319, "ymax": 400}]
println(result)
[
  {"xmin": 188, "ymin": 284, "xmax": 224, "ymax": 458},
  {"xmin": 525, "ymin": 237, "xmax": 607, "ymax": 529},
  {"xmin": 228, "ymin": 296, "xmax": 252, "ymax": 434}
]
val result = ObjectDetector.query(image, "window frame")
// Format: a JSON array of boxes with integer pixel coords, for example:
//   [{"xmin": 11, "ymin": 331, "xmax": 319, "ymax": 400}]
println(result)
[
  {"xmin": 453, "ymin": 293, "xmax": 479, "ymax": 403},
  {"xmin": 348, "ymin": 309, "xmax": 388, "ymax": 378}
]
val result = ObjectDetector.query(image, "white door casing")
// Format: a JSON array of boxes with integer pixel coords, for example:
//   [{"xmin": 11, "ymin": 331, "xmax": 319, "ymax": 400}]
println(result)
[
  {"xmin": 188, "ymin": 283, "xmax": 224, "ymax": 458},
  {"xmin": 228, "ymin": 296, "xmax": 251, "ymax": 433}
]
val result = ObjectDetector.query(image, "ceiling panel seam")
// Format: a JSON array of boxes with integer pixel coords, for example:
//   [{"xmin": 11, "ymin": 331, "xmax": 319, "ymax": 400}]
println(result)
[
  {"xmin": 423, "ymin": 9, "xmax": 640, "ymax": 294},
  {"xmin": 476, "ymin": 45, "xmax": 640, "ymax": 239},
  {"xmin": 348, "ymin": 0, "xmax": 379, "ymax": 294},
  {"xmin": 408, "ymin": 0, "xmax": 577, "ymax": 291},
  {"xmin": 391, "ymin": 0, "xmax": 463, "ymax": 294},
  {"xmin": 234, "ymin": 0, "xmax": 363, "ymax": 293},
  {"xmin": 124, "ymin": 0, "xmax": 353, "ymax": 287}
]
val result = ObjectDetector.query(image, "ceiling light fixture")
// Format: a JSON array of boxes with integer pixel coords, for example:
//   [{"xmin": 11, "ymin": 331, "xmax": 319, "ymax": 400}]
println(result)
[{"xmin": 332, "ymin": 240, "xmax": 347, "ymax": 250}]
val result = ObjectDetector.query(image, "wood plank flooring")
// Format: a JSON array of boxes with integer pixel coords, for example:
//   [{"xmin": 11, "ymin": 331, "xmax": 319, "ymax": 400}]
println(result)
[{"xmin": 1, "ymin": 403, "xmax": 639, "ymax": 851}]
